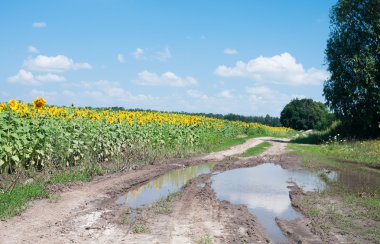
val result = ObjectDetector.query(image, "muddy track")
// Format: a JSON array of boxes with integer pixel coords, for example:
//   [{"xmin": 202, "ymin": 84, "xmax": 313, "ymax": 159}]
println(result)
[{"xmin": 0, "ymin": 137, "xmax": 324, "ymax": 243}]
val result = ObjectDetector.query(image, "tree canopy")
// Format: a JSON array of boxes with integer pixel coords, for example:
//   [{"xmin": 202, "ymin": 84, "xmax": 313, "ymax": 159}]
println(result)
[
  {"xmin": 324, "ymin": 0, "xmax": 380, "ymax": 137},
  {"xmin": 280, "ymin": 98, "xmax": 331, "ymax": 131}
]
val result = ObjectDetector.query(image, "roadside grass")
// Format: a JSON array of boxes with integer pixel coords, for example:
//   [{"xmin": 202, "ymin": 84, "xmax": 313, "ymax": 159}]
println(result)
[
  {"xmin": 0, "ymin": 183, "xmax": 48, "ymax": 219},
  {"xmin": 47, "ymin": 170, "xmax": 93, "ymax": 184},
  {"xmin": 209, "ymin": 136, "xmax": 248, "ymax": 152},
  {"xmin": 289, "ymin": 142, "xmax": 380, "ymax": 243},
  {"xmin": 288, "ymin": 141, "xmax": 380, "ymax": 169},
  {"xmin": 198, "ymin": 235, "xmax": 213, "ymax": 244},
  {"xmin": 238, "ymin": 141, "xmax": 272, "ymax": 157}
]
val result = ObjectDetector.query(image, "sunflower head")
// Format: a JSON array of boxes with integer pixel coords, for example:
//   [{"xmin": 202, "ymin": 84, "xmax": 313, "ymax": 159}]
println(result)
[
  {"xmin": 8, "ymin": 99, "xmax": 19, "ymax": 111},
  {"xmin": 33, "ymin": 97, "xmax": 46, "ymax": 110}
]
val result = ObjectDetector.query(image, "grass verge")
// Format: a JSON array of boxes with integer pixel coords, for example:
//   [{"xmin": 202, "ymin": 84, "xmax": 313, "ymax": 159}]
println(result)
[
  {"xmin": 288, "ymin": 140, "xmax": 380, "ymax": 169},
  {"xmin": 289, "ymin": 142, "xmax": 380, "ymax": 243},
  {"xmin": 238, "ymin": 141, "xmax": 272, "ymax": 157},
  {"xmin": 0, "ymin": 183, "xmax": 48, "ymax": 219}
]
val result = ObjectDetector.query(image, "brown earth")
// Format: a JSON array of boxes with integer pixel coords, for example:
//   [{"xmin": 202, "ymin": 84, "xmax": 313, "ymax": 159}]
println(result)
[{"xmin": 0, "ymin": 137, "xmax": 347, "ymax": 243}]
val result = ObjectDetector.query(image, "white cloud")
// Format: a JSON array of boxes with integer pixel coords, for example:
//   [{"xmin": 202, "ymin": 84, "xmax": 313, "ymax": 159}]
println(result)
[
  {"xmin": 187, "ymin": 89, "xmax": 208, "ymax": 100},
  {"xmin": 35, "ymin": 73, "xmax": 65, "ymax": 82},
  {"xmin": 215, "ymin": 52, "xmax": 329, "ymax": 85},
  {"xmin": 156, "ymin": 47, "xmax": 171, "ymax": 61},
  {"xmin": 32, "ymin": 22, "xmax": 46, "ymax": 28},
  {"xmin": 64, "ymin": 80, "xmax": 154, "ymax": 104},
  {"xmin": 117, "ymin": 53, "xmax": 125, "ymax": 63},
  {"xmin": 24, "ymin": 55, "xmax": 92, "ymax": 72},
  {"xmin": 30, "ymin": 89, "xmax": 58, "ymax": 99},
  {"xmin": 28, "ymin": 45, "xmax": 39, "ymax": 53},
  {"xmin": 224, "ymin": 48, "xmax": 238, "ymax": 55},
  {"xmin": 8, "ymin": 69, "xmax": 65, "ymax": 85},
  {"xmin": 245, "ymin": 85, "xmax": 305, "ymax": 115},
  {"xmin": 134, "ymin": 70, "xmax": 197, "ymax": 87},
  {"xmin": 218, "ymin": 90, "xmax": 233, "ymax": 98},
  {"xmin": 8, "ymin": 69, "xmax": 38, "ymax": 85},
  {"xmin": 132, "ymin": 48, "xmax": 145, "ymax": 59}
]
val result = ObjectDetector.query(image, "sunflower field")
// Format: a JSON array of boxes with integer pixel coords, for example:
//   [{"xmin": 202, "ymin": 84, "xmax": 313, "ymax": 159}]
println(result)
[{"xmin": 0, "ymin": 98, "xmax": 292, "ymax": 173}]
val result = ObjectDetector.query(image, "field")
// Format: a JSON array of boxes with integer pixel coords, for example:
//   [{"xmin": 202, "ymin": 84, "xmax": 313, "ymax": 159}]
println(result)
[
  {"xmin": 0, "ymin": 98, "xmax": 291, "ymax": 191},
  {"xmin": 1, "ymin": 98, "xmax": 379, "ymax": 244}
]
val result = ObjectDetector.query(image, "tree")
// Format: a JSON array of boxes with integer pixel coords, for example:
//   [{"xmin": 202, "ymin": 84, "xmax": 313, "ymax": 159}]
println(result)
[
  {"xmin": 324, "ymin": 0, "xmax": 380, "ymax": 137},
  {"xmin": 280, "ymin": 99, "xmax": 331, "ymax": 130}
]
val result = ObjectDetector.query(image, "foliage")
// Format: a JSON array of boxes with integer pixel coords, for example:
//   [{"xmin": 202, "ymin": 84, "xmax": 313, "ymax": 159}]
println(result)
[
  {"xmin": 0, "ymin": 183, "xmax": 48, "ymax": 219},
  {"xmin": 0, "ymin": 98, "xmax": 292, "ymax": 175},
  {"xmin": 280, "ymin": 98, "xmax": 332, "ymax": 130},
  {"xmin": 288, "ymin": 139, "xmax": 380, "ymax": 168},
  {"xmin": 324, "ymin": 0, "xmax": 380, "ymax": 137}
]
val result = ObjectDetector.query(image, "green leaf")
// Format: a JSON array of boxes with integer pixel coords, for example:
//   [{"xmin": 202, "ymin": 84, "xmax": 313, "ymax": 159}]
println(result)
[{"xmin": 11, "ymin": 155, "xmax": 20, "ymax": 162}]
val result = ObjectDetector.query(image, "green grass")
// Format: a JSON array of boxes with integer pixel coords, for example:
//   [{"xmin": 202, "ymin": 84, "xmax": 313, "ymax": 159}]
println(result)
[
  {"xmin": 289, "ymin": 143, "xmax": 380, "ymax": 243},
  {"xmin": 0, "ymin": 168, "xmax": 99, "ymax": 220},
  {"xmin": 288, "ymin": 140, "xmax": 380, "ymax": 168},
  {"xmin": 0, "ymin": 183, "xmax": 48, "ymax": 219},
  {"xmin": 239, "ymin": 141, "xmax": 272, "ymax": 157},
  {"xmin": 198, "ymin": 235, "xmax": 213, "ymax": 244},
  {"xmin": 209, "ymin": 136, "xmax": 248, "ymax": 152},
  {"xmin": 47, "ymin": 170, "xmax": 93, "ymax": 184}
]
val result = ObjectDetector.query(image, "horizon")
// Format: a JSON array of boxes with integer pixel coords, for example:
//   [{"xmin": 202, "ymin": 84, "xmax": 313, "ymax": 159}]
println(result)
[{"xmin": 0, "ymin": 0, "xmax": 336, "ymax": 117}]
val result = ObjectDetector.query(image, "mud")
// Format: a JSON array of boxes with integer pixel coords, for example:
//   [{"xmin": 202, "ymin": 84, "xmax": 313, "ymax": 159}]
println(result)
[{"xmin": 0, "ymin": 137, "xmax": 361, "ymax": 243}]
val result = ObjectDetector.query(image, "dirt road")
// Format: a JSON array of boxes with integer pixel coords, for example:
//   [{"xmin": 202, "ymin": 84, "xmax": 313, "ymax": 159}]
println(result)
[{"xmin": 0, "ymin": 138, "xmax": 322, "ymax": 244}]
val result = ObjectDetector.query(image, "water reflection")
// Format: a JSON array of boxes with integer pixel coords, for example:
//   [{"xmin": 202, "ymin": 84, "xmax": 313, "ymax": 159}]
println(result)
[
  {"xmin": 117, "ymin": 163, "xmax": 215, "ymax": 209},
  {"xmin": 211, "ymin": 163, "xmax": 325, "ymax": 243},
  {"xmin": 322, "ymin": 165, "xmax": 380, "ymax": 194}
]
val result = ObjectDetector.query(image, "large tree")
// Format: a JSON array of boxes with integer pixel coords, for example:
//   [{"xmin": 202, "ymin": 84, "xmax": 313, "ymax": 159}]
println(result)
[
  {"xmin": 280, "ymin": 98, "xmax": 331, "ymax": 131},
  {"xmin": 324, "ymin": 0, "xmax": 380, "ymax": 137}
]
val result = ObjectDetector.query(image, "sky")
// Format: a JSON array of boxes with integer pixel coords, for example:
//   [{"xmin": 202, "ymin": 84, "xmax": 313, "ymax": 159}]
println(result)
[{"xmin": 0, "ymin": 0, "xmax": 337, "ymax": 117}]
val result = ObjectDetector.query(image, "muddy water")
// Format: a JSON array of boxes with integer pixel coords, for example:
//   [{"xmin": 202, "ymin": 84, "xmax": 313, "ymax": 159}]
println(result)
[
  {"xmin": 211, "ymin": 163, "xmax": 325, "ymax": 244},
  {"xmin": 323, "ymin": 164, "xmax": 380, "ymax": 194},
  {"xmin": 117, "ymin": 163, "xmax": 215, "ymax": 208}
]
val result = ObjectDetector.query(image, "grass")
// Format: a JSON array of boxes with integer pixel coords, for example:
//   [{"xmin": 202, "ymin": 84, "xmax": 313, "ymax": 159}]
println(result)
[
  {"xmin": 0, "ymin": 183, "xmax": 48, "ymax": 219},
  {"xmin": 198, "ymin": 235, "xmax": 213, "ymax": 244},
  {"xmin": 0, "ymin": 168, "xmax": 99, "ymax": 220},
  {"xmin": 47, "ymin": 170, "xmax": 93, "ymax": 184},
  {"xmin": 289, "ymin": 142, "xmax": 380, "ymax": 243},
  {"xmin": 238, "ymin": 141, "xmax": 272, "ymax": 157},
  {"xmin": 209, "ymin": 136, "xmax": 248, "ymax": 152}
]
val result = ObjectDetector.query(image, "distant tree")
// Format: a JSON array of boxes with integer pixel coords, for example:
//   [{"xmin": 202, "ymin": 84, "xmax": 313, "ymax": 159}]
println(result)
[
  {"xmin": 324, "ymin": 0, "xmax": 380, "ymax": 137},
  {"xmin": 280, "ymin": 98, "xmax": 331, "ymax": 130}
]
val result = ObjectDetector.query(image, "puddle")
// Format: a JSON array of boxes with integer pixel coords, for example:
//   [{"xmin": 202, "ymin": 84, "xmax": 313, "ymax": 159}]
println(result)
[
  {"xmin": 321, "ymin": 165, "xmax": 380, "ymax": 194},
  {"xmin": 211, "ymin": 163, "xmax": 325, "ymax": 243},
  {"xmin": 117, "ymin": 163, "xmax": 215, "ymax": 209}
]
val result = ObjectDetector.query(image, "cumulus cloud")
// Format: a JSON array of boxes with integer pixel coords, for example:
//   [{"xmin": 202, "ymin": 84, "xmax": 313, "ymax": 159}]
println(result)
[
  {"xmin": 132, "ymin": 47, "xmax": 172, "ymax": 61},
  {"xmin": 30, "ymin": 89, "xmax": 58, "ymax": 99},
  {"xmin": 245, "ymin": 85, "xmax": 305, "ymax": 114},
  {"xmin": 7, "ymin": 69, "xmax": 65, "ymax": 85},
  {"xmin": 35, "ymin": 73, "xmax": 65, "ymax": 82},
  {"xmin": 134, "ymin": 70, "xmax": 197, "ymax": 87},
  {"xmin": 218, "ymin": 90, "xmax": 233, "ymax": 98},
  {"xmin": 215, "ymin": 52, "xmax": 329, "ymax": 85},
  {"xmin": 8, "ymin": 69, "xmax": 38, "ymax": 85},
  {"xmin": 32, "ymin": 22, "xmax": 46, "ymax": 28},
  {"xmin": 64, "ymin": 80, "xmax": 154, "ymax": 104},
  {"xmin": 224, "ymin": 48, "xmax": 238, "ymax": 55},
  {"xmin": 187, "ymin": 90, "xmax": 208, "ymax": 100},
  {"xmin": 156, "ymin": 47, "xmax": 171, "ymax": 61},
  {"xmin": 117, "ymin": 53, "xmax": 125, "ymax": 63},
  {"xmin": 132, "ymin": 48, "xmax": 145, "ymax": 59},
  {"xmin": 28, "ymin": 45, "xmax": 39, "ymax": 53},
  {"xmin": 24, "ymin": 55, "xmax": 92, "ymax": 72}
]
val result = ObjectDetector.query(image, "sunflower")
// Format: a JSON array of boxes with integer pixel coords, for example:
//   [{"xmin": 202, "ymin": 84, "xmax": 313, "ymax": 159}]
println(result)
[
  {"xmin": 8, "ymin": 99, "xmax": 19, "ymax": 111},
  {"xmin": 33, "ymin": 97, "xmax": 46, "ymax": 110}
]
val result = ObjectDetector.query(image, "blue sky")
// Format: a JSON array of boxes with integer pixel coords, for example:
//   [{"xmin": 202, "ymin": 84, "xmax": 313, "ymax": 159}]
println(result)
[{"xmin": 0, "ymin": 0, "xmax": 336, "ymax": 116}]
